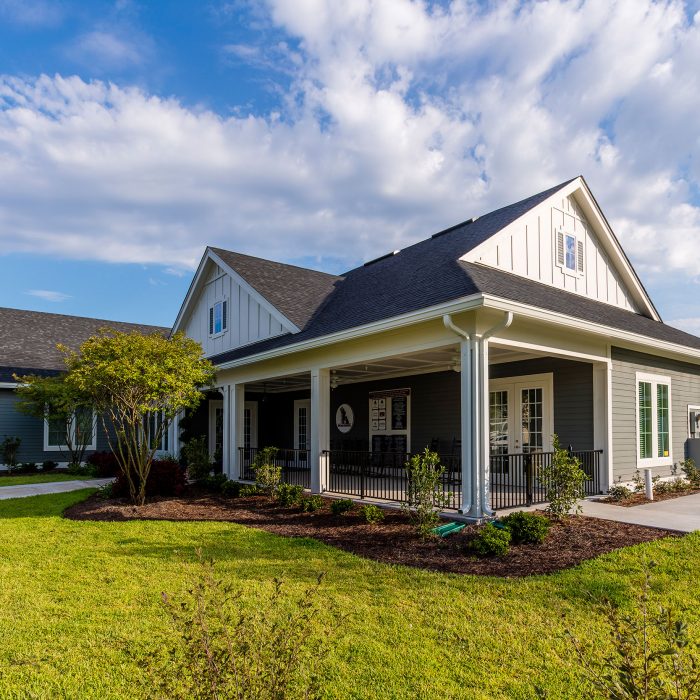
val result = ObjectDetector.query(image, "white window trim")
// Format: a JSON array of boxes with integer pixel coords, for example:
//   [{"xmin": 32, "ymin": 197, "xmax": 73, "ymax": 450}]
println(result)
[
  {"xmin": 208, "ymin": 297, "xmax": 229, "ymax": 339},
  {"xmin": 555, "ymin": 227, "xmax": 584, "ymax": 278},
  {"xmin": 687, "ymin": 404, "xmax": 700, "ymax": 439},
  {"xmin": 293, "ymin": 399, "xmax": 310, "ymax": 450},
  {"xmin": 635, "ymin": 372, "xmax": 673, "ymax": 468},
  {"xmin": 43, "ymin": 409, "xmax": 97, "ymax": 453}
]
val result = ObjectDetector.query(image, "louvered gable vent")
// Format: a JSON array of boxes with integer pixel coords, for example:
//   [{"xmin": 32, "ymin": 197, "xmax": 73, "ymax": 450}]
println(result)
[{"xmin": 577, "ymin": 240, "xmax": 585, "ymax": 273}]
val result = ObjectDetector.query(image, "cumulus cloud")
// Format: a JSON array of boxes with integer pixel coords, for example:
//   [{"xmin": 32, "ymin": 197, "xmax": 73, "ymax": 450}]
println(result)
[
  {"xmin": 0, "ymin": 0, "xmax": 699, "ymax": 299},
  {"xmin": 26, "ymin": 289, "xmax": 72, "ymax": 303}
]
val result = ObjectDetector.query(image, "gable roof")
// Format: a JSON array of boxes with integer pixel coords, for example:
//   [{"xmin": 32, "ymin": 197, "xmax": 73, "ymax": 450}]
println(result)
[
  {"xmin": 0, "ymin": 307, "xmax": 167, "ymax": 380},
  {"xmin": 209, "ymin": 248, "xmax": 342, "ymax": 330},
  {"xmin": 201, "ymin": 177, "xmax": 700, "ymax": 366}
]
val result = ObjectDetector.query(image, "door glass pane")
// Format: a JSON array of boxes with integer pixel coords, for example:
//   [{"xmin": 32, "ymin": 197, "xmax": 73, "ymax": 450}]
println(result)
[
  {"xmin": 657, "ymin": 384, "xmax": 669, "ymax": 458},
  {"xmin": 638, "ymin": 381, "xmax": 652, "ymax": 459},
  {"xmin": 298, "ymin": 407, "xmax": 307, "ymax": 450},
  {"xmin": 490, "ymin": 390, "xmax": 509, "ymax": 474},
  {"xmin": 244, "ymin": 408, "xmax": 251, "ymax": 449},
  {"xmin": 521, "ymin": 388, "xmax": 543, "ymax": 454},
  {"xmin": 215, "ymin": 407, "xmax": 223, "ymax": 459}
]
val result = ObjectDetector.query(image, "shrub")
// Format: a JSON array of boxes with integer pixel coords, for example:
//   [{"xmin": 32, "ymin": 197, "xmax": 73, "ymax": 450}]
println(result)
[
  {"xmin": 200, "ymin": 473, "xmax": 228, "ymax": 492},
  {"xmin": 253, "ymin": 446, "xmax": 282, "ymax": 498},
  {"xmin": 240, "ymin": 484, "xmax": 261, "ymax": 497},
  {"xmin": 86, "ymin": 451, "xmax": 121, "ymax": 477},
  {"xmin": 540, "ymin": 435, "xmax": 588, "ymax": 518},
  {"xmin": 96, "ymin": 482, "xmax": 114, "ymax": 499},
  {"xmin": 568, "ymin": 565, "xmax": 700, "ymax": 699},
  {"xmin": 681, "ymin": 458, "xmax": 700, "ymax": 488},
  {"xmin": 112, "ymin": 458, "xmax": 186, "ymax": 499},
  {"xmin": 220, "ymin": 480, "xmax": 242, "ymax": 498},
  {"xmin": 277, "ymin": 483, "xmax": 304, "ymax": 507},
  {"xmin": 654, "ymin": 477, "xmax": 689, "ymax": 496},
  {"xmin": 16, "ymin": 462, "xmax": 38, "ymax": 474},
  {"xmin": 500, "ymin": 511, "xmax": 550, "ymax": 545},
  {"xmin": 330, "ymin": 498, "xmax": 354, "ymax": 516},
  {"xmin": 1, "ymin": 436, "xmax": 21, "ymax": 468},
  {"xmin": 301, "ymin": 495, "xmax": 324, "ymax": 512},
  {"xmin": 360, "ymin": 504, "xmax": 384, "ymax": 525},
  {"xmin": 181, "ymin": 436, "xmax": 212, "ymax": 481},
  {"xmin": 67, "ymin": 462, "xmax": 98, "ymax": 477},
  {"xmin": 41, "ymin": 460, "xmax": 58, "ymax": 472},
  {"xmin": 470, "ymin": 523, "xmax": 511, "ymax": 557},
  {"xmin": 144, "ymin": 551, "xmax": 342, "ymax": 700},
  {"xmin": 403, "ymin": 448, "xmax": 449, "ymax": 537},
  {"xmin": 608, "ymin": 483, "xmax": 633, "ymax": 501}
]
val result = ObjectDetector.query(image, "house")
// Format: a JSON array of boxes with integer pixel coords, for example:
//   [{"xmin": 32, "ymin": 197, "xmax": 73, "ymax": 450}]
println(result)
[
  {"xmin": 0, "ymin": 307, "xmax": 166, "ymax": 467},
  {"xmin": 171, "ymin": 176, "xmax": 700, "ymax": 518}
]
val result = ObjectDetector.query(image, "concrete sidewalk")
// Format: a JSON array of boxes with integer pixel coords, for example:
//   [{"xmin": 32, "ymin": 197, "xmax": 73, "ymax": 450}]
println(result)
[
  {"xmin": 0, "ymin": 478, "xmax": 112, "ymax": 500},
  {"xmin": 580, "ymin": 493, "xmax": 700, "ymax": 533}
]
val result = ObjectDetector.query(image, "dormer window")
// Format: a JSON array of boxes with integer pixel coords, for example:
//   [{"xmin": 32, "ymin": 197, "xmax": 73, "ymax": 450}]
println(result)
[
  {"xmin": 209, "ymin": 299, "xmax": 228, "ymax": 337},
  {"xmin": 556, "ymin": 229, "xmax": 584, "ymax": 276}
]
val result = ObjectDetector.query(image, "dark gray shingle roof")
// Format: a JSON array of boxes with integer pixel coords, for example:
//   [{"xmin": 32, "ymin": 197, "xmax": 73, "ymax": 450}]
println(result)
[
  {"xmin": 0, "ymin": 307, "xmax": 167, "ymax": 375},
  {"xmin": 210, "ymin": 247, "xmax": 342, "ymax": 330}
]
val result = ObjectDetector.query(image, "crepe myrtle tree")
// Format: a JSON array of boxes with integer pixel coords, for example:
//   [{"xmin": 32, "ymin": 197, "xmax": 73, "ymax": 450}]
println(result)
[
  {"xmin": 62, "ymin": 329, "xmax": 216, "ymax": 505},
  {"xmin": 14, "ymin": 373, "xmax": 95, "ymax": 468}
]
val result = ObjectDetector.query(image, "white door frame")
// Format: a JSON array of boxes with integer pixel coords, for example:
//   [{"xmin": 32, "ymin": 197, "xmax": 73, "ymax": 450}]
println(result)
[
  {"xmin": 244, "ymin": 401, "xmax": 259, "ymax": 449},
  {"xmin": 293, "ymin": 399, "xmax": 311, "ymax": 450},
  {"xmin": 208, "ymin": 399, "xmax": 223, "ymax": 459}
]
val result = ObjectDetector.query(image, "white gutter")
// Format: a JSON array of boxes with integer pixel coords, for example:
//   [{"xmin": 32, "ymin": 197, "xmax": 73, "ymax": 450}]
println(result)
[{"xmin": 0, "ymin": 382, "xmax": 17, "ymax": 389}]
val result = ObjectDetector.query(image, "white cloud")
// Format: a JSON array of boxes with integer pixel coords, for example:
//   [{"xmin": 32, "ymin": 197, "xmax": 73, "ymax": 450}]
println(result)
[
  {"xmin": 669, "ymin": 317, "xmax": 700, "ymax": 335},
  {"xmin": 0, "ymin": 0, "xmax": 699, "ymax": 303},
  {"xmin": 0, "ymin": 0, "xmax": 62, "ymax": 26},
  {"xmin": 26, "ymin": 289, "xmax": 72, "ymax": 303},
  {"xmin": 67, "ymin": 30, "xmax": 147, "ymax": 69}
]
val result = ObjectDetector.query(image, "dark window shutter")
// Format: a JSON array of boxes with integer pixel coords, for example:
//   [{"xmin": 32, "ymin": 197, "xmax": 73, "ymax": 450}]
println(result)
[
  {"xmin": 577, "ymin": 240, "xmax": 584, "ymax": 273},
  {"xmin": 222, "ymin": 300, "xmax": 228, "ymax": 330},
  {"xmin": 209, "ymin": 307, "xmax": 214, "ymax": 335},
  {"xmin": 556, "ymin": 231, "xmax": 564, "ymax": 266}
]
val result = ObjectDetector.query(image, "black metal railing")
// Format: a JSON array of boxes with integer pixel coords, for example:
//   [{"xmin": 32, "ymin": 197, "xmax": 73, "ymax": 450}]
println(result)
[
  {"xmin": 489, "ymin": 449, "xmax": 603, "ymax": 510},
  {"xmin": 238, "ymin": 447, "xmax": 311, "ymax": 488},
  {"xmin": 325, "ymin": 450, "xmax": 462, "ymax": 510}
]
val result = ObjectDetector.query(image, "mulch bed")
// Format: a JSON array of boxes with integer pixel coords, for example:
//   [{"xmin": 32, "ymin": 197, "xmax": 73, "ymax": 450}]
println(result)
[
  {"xmin": 64, "ymin": 492, "xmax": 681, "ymax": 578},
  {"xmin": 603, "ymin": 487, "xmax": 700, "ymax": 508}
]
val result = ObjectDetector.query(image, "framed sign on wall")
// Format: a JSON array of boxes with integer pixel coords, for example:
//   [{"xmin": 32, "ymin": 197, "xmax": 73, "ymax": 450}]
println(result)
[
  {"xmin": 335, "ymin": 404, "xmax": 354, "ymax": 434},
  {"xmin": 368, "ymin": 388, "xmax": 410, "ymax": 454}
]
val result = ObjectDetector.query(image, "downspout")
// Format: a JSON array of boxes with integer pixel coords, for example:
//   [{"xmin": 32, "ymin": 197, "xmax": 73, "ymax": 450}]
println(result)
[{"xmin": 443, "ymin": 311, "xmax": 513, "ymax": 518}]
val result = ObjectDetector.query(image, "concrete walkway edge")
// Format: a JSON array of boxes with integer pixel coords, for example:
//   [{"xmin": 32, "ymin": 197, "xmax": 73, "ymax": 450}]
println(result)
[{"xmin": 0, "ymin": 479, "xmax": 112, "ymax": 500}]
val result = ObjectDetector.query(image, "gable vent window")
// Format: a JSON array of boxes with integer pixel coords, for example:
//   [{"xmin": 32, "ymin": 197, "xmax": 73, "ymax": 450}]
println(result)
[
  {"xmin": 556, "ymin": 229, "xmax": 584, "ymax": 276},
  {"xmin": 209, "ymin": 299, "xmax": 228, "ymax": 336}
]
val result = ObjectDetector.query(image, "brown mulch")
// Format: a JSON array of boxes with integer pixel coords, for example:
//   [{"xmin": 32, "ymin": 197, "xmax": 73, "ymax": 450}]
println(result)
[
  {"xmin": 604, "ymin": 487, "xmax": 700, "ymax": 507},
  {"xmin": 64, "ymin": 492, "xmax": 681, "ymax": 578}
]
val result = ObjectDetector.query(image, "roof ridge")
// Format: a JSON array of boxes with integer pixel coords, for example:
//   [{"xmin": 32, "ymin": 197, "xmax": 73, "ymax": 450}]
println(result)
[
  {"xmin": 0, "ymin": 306, "xmax": 166, "ymax": 329},
  {"xmin": 209, "ymin": 247, "xmax": 343, "ymax": 280}
]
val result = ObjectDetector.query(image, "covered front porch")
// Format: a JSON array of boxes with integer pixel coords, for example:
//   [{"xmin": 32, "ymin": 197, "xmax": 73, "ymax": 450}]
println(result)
[{"xmin": 203, "ymin": 310, "xmax": 611, "ymax": 516}]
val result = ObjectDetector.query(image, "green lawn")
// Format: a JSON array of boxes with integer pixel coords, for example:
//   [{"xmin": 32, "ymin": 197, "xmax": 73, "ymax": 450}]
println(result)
[
  {"xmin": 0, "ymin": 491, "xmax": 697, "ymax": 699},
  {"xmin": 0, "ymin": 473, "xmax": 99, "ymax": 487}
]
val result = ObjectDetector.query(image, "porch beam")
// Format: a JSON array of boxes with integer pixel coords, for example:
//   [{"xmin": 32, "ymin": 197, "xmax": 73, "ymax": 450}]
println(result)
[
  {"xmin": 310, "ymin": 368, "xmax": 330, "ymax": 494},
  {"xmin": 220, "ymin": 385, "xmax": 231, "ymax": 479}
]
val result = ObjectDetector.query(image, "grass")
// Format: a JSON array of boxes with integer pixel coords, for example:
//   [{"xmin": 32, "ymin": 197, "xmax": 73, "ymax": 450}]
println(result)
[
  {"xmin": 0, "ymin": 473, "xmax": 99, "ymax": 487},
  {"xmin": 0, "ymin": 491, "xmax": 697, "ymax": 699}
]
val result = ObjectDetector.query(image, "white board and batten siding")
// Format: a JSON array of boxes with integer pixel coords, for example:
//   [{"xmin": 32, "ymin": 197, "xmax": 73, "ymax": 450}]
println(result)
[
  {"xmin": 184, "ymin": 262, "xmax": 288, "ymax": 357},
  {"xmin": 466, "ymin": 194, "xmax": 640, "ymax": 313}
]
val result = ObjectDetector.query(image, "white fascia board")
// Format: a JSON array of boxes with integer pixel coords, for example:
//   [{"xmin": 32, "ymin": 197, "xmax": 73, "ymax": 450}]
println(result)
[
  {"xmin": 0, "ymin": 382, "xmax": 17, "ymax": 389},
  {"xmin": 215, "ymin": 293, "xmax": 485, "ymax": 371},
  {"xmin": 461, "ymin": 177, "xmax": 660, "ymax": 322},
  {"xmin": 482, "ymin": 295, "xmax": 700, "ymax": 365},
  {"xmin": 171, "ymin": 250, "xmax": 212, "ymax": 334}
]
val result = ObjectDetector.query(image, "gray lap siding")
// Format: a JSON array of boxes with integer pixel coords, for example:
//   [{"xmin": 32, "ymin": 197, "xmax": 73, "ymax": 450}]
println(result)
[
  {"xmin": 611, "ymin": 347, "xmax": 700, "ymax": 482},
  {"xmin": 0, "ymin": 388, "xmax": 111, "ymax": 465}
]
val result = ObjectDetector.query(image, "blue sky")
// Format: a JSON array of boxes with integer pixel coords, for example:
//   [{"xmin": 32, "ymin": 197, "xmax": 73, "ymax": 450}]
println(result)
[{"xmin": 1, "ymin": 0, "xmax": 700, "ymax": 331}]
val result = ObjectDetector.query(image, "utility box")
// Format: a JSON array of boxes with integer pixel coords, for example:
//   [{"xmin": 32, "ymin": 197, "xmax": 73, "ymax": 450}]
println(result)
[{"xmin": 686, "ymin": 438, "xmax": 700, "ymax": 464}]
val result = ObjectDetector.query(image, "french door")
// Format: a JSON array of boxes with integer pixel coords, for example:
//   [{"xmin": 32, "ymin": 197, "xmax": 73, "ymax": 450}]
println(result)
[
  {"xmin": 489, "ymin": 374, "xmax": 553, "ymax": 481},
  {"xmin": 293, "ymin": 400, "xmax": 311, "ymax": 452}
]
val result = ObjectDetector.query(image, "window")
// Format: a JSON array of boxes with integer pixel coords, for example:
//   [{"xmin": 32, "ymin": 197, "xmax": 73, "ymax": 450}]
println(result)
[
  {"xmin": 636, "ymin": 373, "xmax": 672, "ymax": 466},
  {"xmin": 556, "ymin": 229, "xmax": 585, "ymax": 275},
  {"xmin": 208, "ymin": 299, "xmax": 228, "ymax": 336},
  {"xmin": 44, "ymin": 407, "xmax": 96, "ymax": 451},
  {"xmin": 147, "ymin": 411, "xmax": 169, "ymax": 452}
]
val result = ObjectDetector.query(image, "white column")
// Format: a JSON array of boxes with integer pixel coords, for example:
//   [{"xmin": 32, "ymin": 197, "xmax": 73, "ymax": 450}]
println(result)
[
  {"xmin": 230, "ymin": 383, "xmax": 245, "ymax": 480},
  {"xmin": 220, "ymin": 385, "xmax": 230, "ymax": 478},
  {"xmin": 310, "ymin": 368, "xmax": 331, "ymax": 494},
  {"xmin": 479, "ymin": 338, "xmax": 494, "ymax": 517},
  {"xmin": 170, "ymin": 411, "xmax": 182, "ymax": 459},
  {"xmin": 459, "ymin": 338, "xmax": 473, "ymax": 515},
  {"xmin": 593, "ymin": 362, "xmax": 612, "ymax": 493}
]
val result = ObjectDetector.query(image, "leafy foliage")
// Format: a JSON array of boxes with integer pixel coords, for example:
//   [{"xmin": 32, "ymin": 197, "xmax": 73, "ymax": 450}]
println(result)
[
  {"xmin": 301, "ymin": 495, "xmax": 324, "ymax": 512},
  {"xmin": 1, "ymin": 436, "xmax": 21, "ymax": 468},
  {"xmin": 470, "ymin": 523, "xmax": 511, "ymax": 557},
  {"xmin": 330, "ymin": 498, "xmax": 354, "ymax": 516},
  {"xmin": 540, "ymin": 435, "xmax": 588, "ymax": 518},
  {"xmin": 86, "ymin": 450, "xmax": 122, "ymax": 477},
  {"xmin": 359, "ymin": 504, "xmax": 385, "ymax": 525},
  {"xmin": 681, "ymin": 458, "xmax": 700, "ymax": 489},
  {"xmin": 500, "ymin": 511, "xmax": 550, "ymax": 545},
  {"xmin": 63, "ymin": 329, "xmax": 215, "ymax": 505},
  {"xmin": 199, "ymin": 473, "xmax": 228, "ymax": 492},
  {"xmin": 112, "ymin": 458, "xmax": 186, "ymax": 499},
  {"xmin": 608, "ymin": 484, "xmax": 634, "ymax": 502},
  {"xmin": 41, "ymin": 460, "xmax": 58, "ymax": 472},
  {"xmin": 220, "ymin": 480, "xmax": 242, "ymax": 498},
  {"xmin": 181, "ymin": 436, "xmax": 212, "ymax": 482},
  {"xmin": 276, "ymin": 483, "xmax": 304, "ymax": 507},
  {"xmin": 403, "ymin": 448, "xmax": 449, "ymax": 537},
  {"xmin": 567, "ymin": 565, "xmax": 700, "ymax": 699},
  {"xmin": 252, "ymin": 447, "xmax": 282, "ymax": 498},
  {"xmin": 145, "ymin": 551, "xmax": 342, "ymax": 700},
  {"xmin": 240, "ymin": 484, "xmax": 261, "ymax": 497}
]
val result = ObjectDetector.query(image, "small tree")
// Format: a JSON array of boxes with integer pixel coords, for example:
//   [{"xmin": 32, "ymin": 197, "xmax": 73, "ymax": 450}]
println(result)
[
  {"xmin": 181, "ymin": 436, "xmax": 212, "ymax": 481},
  {"xmin": 403, "ymin": 448, "xmax": 449, "ymax": 537},
  {"xmin": 252, "ymin": 446, "xmax": 282, "ymax": 498},
  {"xmin": 540, "ymin": 435, "xmax": 588, "ymax": 518},
  {"xmin": 14, "ymin": 373, "xmax": 94, "ymax": 467},
  {"xmin": 63, "ymin": 329, "xmax": 215, "ymax": 505},
  {"xmin": 1, "ymin": 436, "xmax": 21, "ymax": 468}
]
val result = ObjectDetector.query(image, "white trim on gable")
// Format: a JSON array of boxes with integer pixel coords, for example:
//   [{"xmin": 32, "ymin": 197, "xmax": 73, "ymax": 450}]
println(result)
[{"xmin": 461, "ymin": 177, "xmax": 660, "ymax": 322}]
